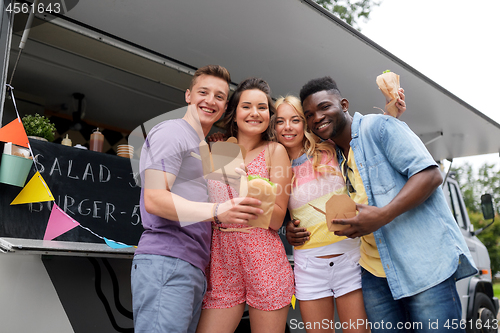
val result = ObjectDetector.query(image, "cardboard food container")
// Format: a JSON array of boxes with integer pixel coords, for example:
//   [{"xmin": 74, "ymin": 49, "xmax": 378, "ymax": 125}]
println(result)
[
  {"xmin": 326, "ymin": 194, "xmax": 357, "ymax": 231},
  {"xmin": 376, "ymin": 71, "xmax": 400, "ymax": 117},
  {"xmin": 310, "ymin": 194, "xmax": 357, "ymax": 232}
]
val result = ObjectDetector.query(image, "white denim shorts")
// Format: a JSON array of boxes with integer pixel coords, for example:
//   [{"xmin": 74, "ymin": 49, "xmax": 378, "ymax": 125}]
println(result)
[{"xmin": 294, "ymin": 247, "xmax": 362, "ymax": 301}]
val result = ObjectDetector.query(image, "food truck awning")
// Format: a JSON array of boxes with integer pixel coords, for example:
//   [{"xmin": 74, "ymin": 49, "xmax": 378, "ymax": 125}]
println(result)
[{"xmin": 6, "ymin": 0, "xmax": 500, "ymax": 161}]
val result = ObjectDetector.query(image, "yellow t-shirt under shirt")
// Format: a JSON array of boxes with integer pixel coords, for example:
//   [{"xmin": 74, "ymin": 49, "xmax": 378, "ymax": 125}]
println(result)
[{"xmin": 341, "ymin": 148, "xmax": 386, "ymax": 278}]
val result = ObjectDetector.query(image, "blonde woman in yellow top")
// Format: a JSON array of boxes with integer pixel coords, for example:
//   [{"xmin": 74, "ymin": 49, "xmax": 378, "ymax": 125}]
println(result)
[{"xmin": 274, "ymin": 95, "xmax": 368, "ymax": 333}]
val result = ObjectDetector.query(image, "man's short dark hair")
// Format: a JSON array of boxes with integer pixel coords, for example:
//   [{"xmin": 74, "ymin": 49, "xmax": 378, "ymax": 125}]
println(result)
[{"xmin": 299, "ymin": 76, "xmax": 342, "ymax": 104}]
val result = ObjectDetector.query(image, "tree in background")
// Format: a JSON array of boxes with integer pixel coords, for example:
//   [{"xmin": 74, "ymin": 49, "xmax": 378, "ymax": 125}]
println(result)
[
  {"xmin": 453, "ymin": 163, "xmax": 500, "ymax": 213},
  {"xmin": 452, "ymin": 162, "xmax": 500, "ymax": 277},
  {"xmin": 314, "ymin": 0, "xmax": 381, "ymax": 30}
]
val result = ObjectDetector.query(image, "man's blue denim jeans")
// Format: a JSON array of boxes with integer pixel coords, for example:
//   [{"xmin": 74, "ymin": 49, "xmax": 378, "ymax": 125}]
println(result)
[
  {"xmin": 131, "ymin": 254, "xmax": 207, "ymax": 333},
  {"xmin": 361, "ymin": 268, "xmax": 464, "ymax": 332}
]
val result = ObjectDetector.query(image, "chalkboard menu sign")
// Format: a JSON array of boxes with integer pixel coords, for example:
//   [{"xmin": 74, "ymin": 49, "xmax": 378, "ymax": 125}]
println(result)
[{"xmin": 0, "ymin": 139, "xmax": 143, "ymax": 245}]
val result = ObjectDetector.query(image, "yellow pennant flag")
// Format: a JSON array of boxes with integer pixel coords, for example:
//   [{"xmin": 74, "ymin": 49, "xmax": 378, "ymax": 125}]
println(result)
[{"xmin": 10, "ymin": 171, "xmax": 54, "ymax": 205}]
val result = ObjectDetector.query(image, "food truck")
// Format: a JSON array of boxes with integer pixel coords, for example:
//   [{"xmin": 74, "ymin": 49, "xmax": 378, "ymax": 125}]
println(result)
[{"xmin": 0, "ymin": 1, "xmax": 499, "ymax": 332}]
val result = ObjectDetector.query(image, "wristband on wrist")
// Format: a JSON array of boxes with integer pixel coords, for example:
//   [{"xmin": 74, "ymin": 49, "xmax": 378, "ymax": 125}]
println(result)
[
  {"xmin": 211, "ymin": 203, "xmax": 217, "ymax": 223},
  {"xmin": 214, "ymin": 203, "xmax": 221, "ymax": 225}
]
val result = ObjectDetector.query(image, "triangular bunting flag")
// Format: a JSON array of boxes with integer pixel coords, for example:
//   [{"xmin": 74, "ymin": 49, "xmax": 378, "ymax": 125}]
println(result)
[
  {"xmin": 44, "ymin": 203, "xmax": 80, "ymax": 240},
  {"xmin": 104, "ymin": 238, "xmax": 133, "ymax": 249},
  {"xmin": 10, "ymin": 171, "xmax": 54, "ymax": 205},
  {"xmin": 0, "ymin": 118, "xmax": 29, "ymax": 147}
]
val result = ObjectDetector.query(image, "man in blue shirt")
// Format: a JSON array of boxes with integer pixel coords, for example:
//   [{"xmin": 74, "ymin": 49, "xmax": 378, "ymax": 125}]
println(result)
[{"xmin": 298, "ymin": 76, "xmax": 477, "ymax": 332}]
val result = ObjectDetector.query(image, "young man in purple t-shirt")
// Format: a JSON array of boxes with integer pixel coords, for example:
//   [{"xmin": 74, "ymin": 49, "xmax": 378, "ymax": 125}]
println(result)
[{"xmin": 131, "ymin": 65, "xmax": 263, "ymax": 333}]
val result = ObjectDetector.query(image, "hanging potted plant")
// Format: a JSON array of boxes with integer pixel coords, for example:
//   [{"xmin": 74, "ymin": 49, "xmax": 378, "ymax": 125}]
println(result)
[{"xmin": 21, "ymin": 113, "xmax": 57, "ymax": 142}]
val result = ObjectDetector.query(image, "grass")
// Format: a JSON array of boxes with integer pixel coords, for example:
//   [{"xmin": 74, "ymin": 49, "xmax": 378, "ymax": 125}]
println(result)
[{"xmin": 494, "ymin": 281, "xmax": 500, "ymax": 298}]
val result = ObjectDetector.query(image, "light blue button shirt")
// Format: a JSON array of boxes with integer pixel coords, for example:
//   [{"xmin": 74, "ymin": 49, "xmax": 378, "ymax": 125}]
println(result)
[{"xmin": 336, "ymin": 112, "xmax": 477, "ymax": 299}]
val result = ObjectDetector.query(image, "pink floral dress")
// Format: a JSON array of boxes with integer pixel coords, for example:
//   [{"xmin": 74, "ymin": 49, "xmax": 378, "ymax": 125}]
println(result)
[{"xmin": 202, "ymin": 148, "xmax": 295, "ymax": 311}]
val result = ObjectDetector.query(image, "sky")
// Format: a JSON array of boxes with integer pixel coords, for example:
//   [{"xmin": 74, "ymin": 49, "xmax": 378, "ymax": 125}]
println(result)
[{"xmin": 358, "ymin": 0, "xmax": 499, "ymax": 172}]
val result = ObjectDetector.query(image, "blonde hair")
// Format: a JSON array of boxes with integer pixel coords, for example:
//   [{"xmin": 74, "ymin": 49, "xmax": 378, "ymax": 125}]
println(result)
[{"xmin": 272, "ymin": 95, "xmax": 340, "ymax": 183}]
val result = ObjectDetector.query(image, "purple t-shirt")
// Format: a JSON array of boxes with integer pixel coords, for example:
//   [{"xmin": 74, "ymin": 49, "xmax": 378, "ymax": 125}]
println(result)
[{"xmin": 135, "ymin": 119, "xmax": 211, "ymax": 271}]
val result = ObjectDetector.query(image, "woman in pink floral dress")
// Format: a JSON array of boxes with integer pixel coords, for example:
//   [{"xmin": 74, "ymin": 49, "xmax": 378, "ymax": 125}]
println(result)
[{"xmin": 196, "ymin": 78, "xmax": 294, "ymax": 333}]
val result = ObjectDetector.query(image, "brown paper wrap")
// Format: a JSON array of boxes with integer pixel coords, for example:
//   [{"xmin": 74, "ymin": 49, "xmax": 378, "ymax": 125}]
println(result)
[
  {"xmin": 376, "ymin": 72, "xmax": 400, "ymax": 117},
  {"xmin": 244, "ymin": 178, "xmax": 276, "ymax": 229}
]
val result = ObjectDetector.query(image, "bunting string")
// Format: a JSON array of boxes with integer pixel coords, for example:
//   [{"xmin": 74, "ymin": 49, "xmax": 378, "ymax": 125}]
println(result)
[
  {"xmin": 77, "ymin": 223, "xmax": 132, "ymax": 248},
  {"xmin": 6, "ymin": 84, "xmax": 39, "ymax": 171},
  {"xmin": 3, "ymin": 83, "xmax": 134, "ymax": 249}
]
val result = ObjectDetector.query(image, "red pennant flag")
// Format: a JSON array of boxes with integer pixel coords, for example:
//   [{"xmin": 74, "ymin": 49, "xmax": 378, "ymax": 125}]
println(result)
[
  {"xmin": 0, "ymin": 118, "xmax": 29, "ymax": 148},
  {"xmin": 44, "ymin": 204, "xmax": 80, "ymax": 240}
]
